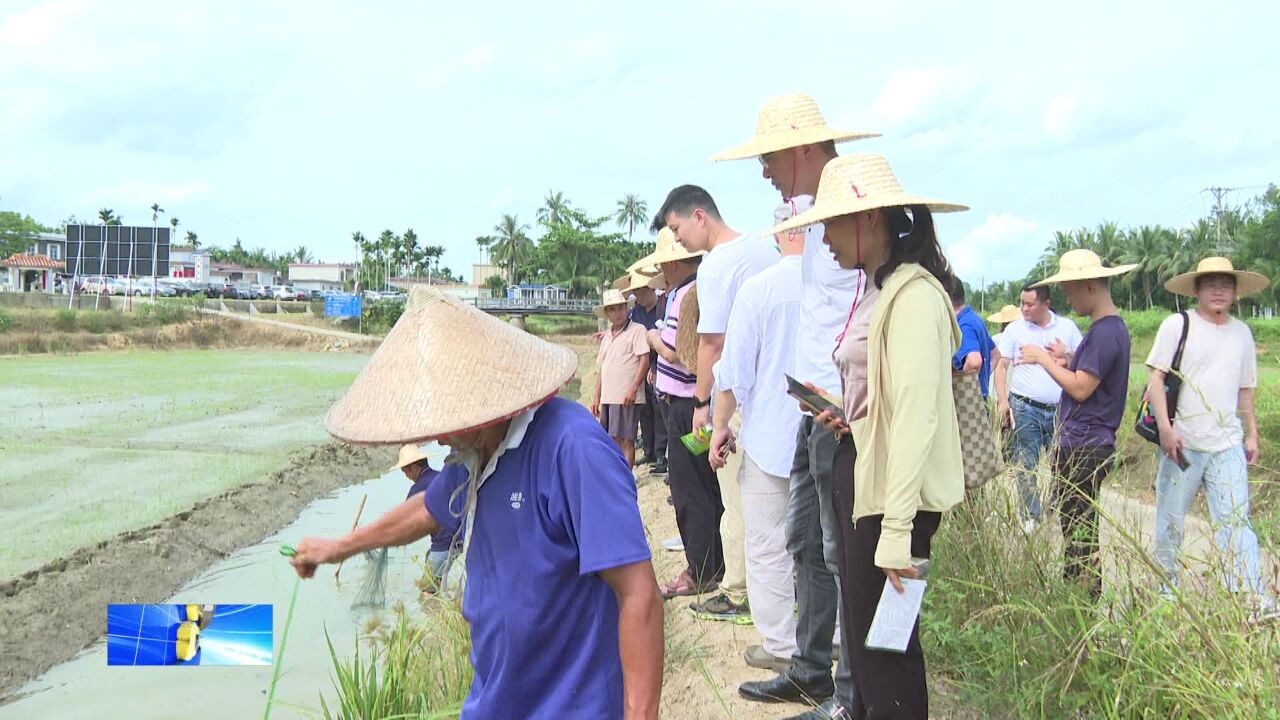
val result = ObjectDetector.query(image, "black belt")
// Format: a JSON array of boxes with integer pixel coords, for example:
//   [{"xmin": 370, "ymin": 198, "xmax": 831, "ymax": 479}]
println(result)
[{"xmin": 1010, "ymin": 393, "xmax": 1057, "ymax": 412}]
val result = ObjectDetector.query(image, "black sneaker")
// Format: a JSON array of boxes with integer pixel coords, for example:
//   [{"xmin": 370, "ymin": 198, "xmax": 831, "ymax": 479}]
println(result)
[{"xmin": 652, "ymin": 461, "xmax": 668, "ymax": 475}]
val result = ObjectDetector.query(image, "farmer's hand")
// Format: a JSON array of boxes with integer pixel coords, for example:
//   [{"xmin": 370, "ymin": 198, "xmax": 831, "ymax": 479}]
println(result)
[
  {"xmin": 1047, "ymin": 339, "xmax": 1069, "ymax": 363},
  {"xmin": 646, "ymin": 329, "xmax": 663, "ymax": 352},
  {"xmin": 997, "ymin": 399, "xmax": 1012, "ymax": 428},
  {"xmin": 623, "ymin": 386, "xmax": 638, "ymax": 406},
  {"xmin": 709, "ymin": 427, "xmax": 735, "ymax": 470},
  {"xmin": 647, "ymin": 368, "xmax": 656, "ymax": 386},
  {"xmin": 290, "ymin": 537, "xmax": 344, "ymax": 579},
  {"xmin": 1245, "ymin": 434, "xmax": 1260, "ymax": 464},
  {"xmin": 883, "ymin": 563, "xmax": 919, "ymax": 594},
  {"xmin": 1160, "ymin": 426, "xmax": 1183, "ymax": 465},
  {"xmin": 814, "ymin": 408, "xmax": 849, "ymax": 438},
  {"xmin": 591, "ymin": 396, "xmax": 601, "ymax": 418},
  {"xmin": 692, "ymin": 405, "xmax": 710, "ymax": 435},
  {"xmin": 591, "ymin": 331, "xmax": 605, "ymax": 342}
]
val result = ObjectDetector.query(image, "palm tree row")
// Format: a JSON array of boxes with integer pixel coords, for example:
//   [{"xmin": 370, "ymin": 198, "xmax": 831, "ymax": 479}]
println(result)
[
  {"xmin": 973, "ymin": 185, "xmax": 1280, "ymax": 314},
  {"xmin": 351, "ymin": 228, "xmax": 458, "ymax": 292}
]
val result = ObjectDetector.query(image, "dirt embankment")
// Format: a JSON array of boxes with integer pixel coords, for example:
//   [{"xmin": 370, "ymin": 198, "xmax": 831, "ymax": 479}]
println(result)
[
  {"xmin": 0, "ymin": 442, "xmax": 395, "ymax": 698},
  {"xmin": 0, "ymin": 316, "xmax": 379, "ymax": 355}
]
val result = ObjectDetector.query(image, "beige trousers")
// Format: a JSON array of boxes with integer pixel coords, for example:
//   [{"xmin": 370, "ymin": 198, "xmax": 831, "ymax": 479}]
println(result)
[{"xmin": 716, "ymin": 413, "xmax": 747, "ymax": 600}]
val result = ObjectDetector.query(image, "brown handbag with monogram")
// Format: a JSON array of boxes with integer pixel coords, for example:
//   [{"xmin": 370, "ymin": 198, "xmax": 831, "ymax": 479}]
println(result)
[{"xmin": 952, "ymin": 372, "xmax": 1003, "ymax": 489}]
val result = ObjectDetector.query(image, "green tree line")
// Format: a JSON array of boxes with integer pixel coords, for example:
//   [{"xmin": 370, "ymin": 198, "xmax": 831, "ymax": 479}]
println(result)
[{"xmin": 969, "ymin": 185, "xmax": 1280, "ymax": 315}]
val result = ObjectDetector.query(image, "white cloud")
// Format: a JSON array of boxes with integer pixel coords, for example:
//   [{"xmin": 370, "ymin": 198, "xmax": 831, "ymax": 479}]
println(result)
[
  {"xmin": 944, "ymin": 213, "xmax": 1042, "ymax": 283},
  {"xmin": 461, "ymin": 45, "xmax": 495, "ymax": 70},
  {"xmin": 87, "ymin": 181, "xmax": 214, "ymax": 210},
  {"xmin": 0, "ymin": 0, "xmax": 84, "ymax": 50},
  {"xmin": 869, "ymin": 68, "xmax": 978, "ymax": 131}
]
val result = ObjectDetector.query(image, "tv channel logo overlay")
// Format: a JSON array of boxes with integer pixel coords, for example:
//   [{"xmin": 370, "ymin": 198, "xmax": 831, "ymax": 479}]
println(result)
[{"xmin": 107, "ymin": 604, "xmax": 273, "ymax": 666}]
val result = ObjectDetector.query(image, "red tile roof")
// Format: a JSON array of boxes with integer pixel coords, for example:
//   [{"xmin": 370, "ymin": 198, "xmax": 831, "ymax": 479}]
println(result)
[{"xmin": 1, "ymin": 253, "xmax": 65, "ymax": 270}]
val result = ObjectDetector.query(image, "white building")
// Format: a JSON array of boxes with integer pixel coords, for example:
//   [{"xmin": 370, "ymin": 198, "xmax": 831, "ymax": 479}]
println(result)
[
  {"xmin": 2, "ymin": 253, "xmax": 64, "ymax": 293},
  {"xmin": 287, "ymin": 263, "xmax": 356, "ymax": 293},
  {"xmin": 169, "ymin": 246, "xmax": 212, "ymax": 281},
  {"xmin": 471, "ymin": 263, "xmax": 505, "ymax": 287},
  {"xmin": 209, "ymin": 264, "xmax": 276, "ymax": 286}
]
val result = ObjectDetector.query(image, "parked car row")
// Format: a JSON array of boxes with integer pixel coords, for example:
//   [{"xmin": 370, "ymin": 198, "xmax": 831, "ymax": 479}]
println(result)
[{"xmin": 71, "ymin": 277, "xmax": 336, "ymax": 301}]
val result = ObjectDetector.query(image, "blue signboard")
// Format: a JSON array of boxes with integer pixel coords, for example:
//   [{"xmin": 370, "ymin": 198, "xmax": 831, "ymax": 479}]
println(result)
[{"xmin": 324, "ymin": 293, "xmax": 362, "ymax": 318}]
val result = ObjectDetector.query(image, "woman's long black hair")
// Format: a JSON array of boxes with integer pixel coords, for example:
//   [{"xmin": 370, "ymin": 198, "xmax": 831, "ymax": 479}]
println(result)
[{"xmin": 873, "ymin": 205, "xmax": 956, "ymax": 292}]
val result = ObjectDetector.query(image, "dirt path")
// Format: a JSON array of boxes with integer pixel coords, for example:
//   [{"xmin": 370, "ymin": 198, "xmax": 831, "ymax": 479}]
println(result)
[
  {"xmin": 0, "ymin": 442, "xmax": 395, "ymax": 698},
  {"xmin": 207, "ymin": 308, "xmax": 380, "ymax": 344}
]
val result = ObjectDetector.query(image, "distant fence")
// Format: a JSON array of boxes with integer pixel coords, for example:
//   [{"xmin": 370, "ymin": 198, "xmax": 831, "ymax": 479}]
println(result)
[
  {"xmin": 472, "ymin": 297, "xmax": 596, "ymax": 315},
  {"xmin": 203, "ymin": 299, "xmax": 325, "ymax": 316},
  {"xmin": 0, "ymin": 291, "xmax": 116, "ymax": 311}
]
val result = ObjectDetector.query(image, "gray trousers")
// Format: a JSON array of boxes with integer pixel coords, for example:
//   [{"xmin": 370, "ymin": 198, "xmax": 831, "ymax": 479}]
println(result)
[{"xmin": 787, "ymin": 415, "xmax": 854, "ymax": 705}]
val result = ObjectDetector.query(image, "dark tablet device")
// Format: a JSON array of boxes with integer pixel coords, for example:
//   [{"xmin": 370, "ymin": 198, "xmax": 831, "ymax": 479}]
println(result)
[{"xmin": 785, "ymin": 374, "xmax": 845, "ymax": 421}]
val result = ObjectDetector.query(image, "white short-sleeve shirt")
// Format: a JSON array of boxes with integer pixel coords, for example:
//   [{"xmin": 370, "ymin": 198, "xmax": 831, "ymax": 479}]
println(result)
[
  {"xmin": 695, "ymin": 234, "xmax": 778, "ymax": 335},
  {"xmin": 997, "ymin": 313, "xmax": 1084, "ymax": 405}
]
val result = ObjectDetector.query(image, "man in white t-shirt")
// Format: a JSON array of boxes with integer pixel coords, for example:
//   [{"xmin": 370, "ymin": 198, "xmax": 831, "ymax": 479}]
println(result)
[
  {"xmin": 1145, "ymin": 258, "xmax": 1276, "ymax": 618},
  {"xmin": 653, "ymin": 184, "xmax": 778, "ymax": 625},
  {"xmin": 707, "ymin": 202, "xmax": 805, "ymax": 673},
  {"xmin": 994, "ymin": 284, "xmax": 1083, "ymax": 526}
]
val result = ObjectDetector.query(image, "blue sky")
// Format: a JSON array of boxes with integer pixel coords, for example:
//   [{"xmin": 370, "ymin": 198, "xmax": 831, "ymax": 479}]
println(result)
[{"xmin": 1, "ymin": 0, "xmax": 1276, "ymax": 283}]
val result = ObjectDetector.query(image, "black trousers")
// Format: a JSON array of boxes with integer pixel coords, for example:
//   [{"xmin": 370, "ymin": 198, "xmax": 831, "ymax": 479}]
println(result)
[
  {"xmin": 832, "ymin": 437, "xmax": 941, "ymax": 720},
  {"xmin": 665, "ymin": 395, "xmax": 724, "ymax": 586},
  {"xmin": 639, "ymin": 380, "xmax": 666, "ymax": 462},
  {"xmin": 1052, "ymin": 445, "xmax": 1114, "ymax": 601}
]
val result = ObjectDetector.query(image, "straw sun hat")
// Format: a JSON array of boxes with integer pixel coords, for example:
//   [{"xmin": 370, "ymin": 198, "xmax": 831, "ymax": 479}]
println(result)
[
  {"xmin": 1031, "ymin": 249, "xmax": 1137, "ymax": 287},
  {"xmin": 324, "ymin": 285, "xmax": 577, "ymax": 444},
  {"xmin": 1164, "ymin": 256, "xmax": 1270, "ymax": 298},
  {"xmin": 593, "ymin": 288, "xmax": 631, "ymax": 318},
  {"xmin": 768, "ymin": 153, "xmax": 968, "ymax": 236},
  {"xmin": 712, "ymin": 94, "xmax": 880, "ymax": 161},
  {"xmin": 626, "ymin": 227, "xmax": 705, "ymax": 275},
  {"xmin": 987, "ymin": 305, "xmax": 1021, "ymax": 324},
  {"xmin": 613, "ymin": 271, "xmax": 666, "ymax": 294},
  {"xmin": 389, "ymin": 443, "xmax": 430, "ymax": 472}
]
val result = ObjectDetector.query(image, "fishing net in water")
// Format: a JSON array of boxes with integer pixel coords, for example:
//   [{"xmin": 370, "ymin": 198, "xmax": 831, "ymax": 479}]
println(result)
[{"xmin": 350, "ymin": 548, "xmax": 390, "ymax": 609}]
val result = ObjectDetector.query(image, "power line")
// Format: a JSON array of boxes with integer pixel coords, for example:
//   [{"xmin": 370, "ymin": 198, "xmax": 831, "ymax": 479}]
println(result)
[{"xmin": 1202, "ymin": 186, "xmax": 1239, "ymax": 254}]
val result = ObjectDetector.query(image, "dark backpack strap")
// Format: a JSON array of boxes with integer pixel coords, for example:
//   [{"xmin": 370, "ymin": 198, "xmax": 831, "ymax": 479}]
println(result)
[{"xmin": 1170, "ymin": 311, "xmax": 1190, "ymax": 371}]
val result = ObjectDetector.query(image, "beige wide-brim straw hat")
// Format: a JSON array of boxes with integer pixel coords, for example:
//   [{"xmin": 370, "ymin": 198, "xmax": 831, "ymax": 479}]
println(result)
[
  {"xmin": 711, "ymin": 94, "xmax": 881, "ymax": 161},
  {"xmin": 593, "ymin": 288, "xmax": 631, "ymax": 318},
  {"xmin": 1031, "ymin": 249, "xmax": 1138, "ymax": 287},
  {"xmin": 1164, "ymin": 256, "xmax": 1270, "ymax": 298},
  {"xmin": 627, "ymin": 227, "xmax": 705, "ymax": 274},
  {"xmin": 614, "ymin": 271, "xmax": 666, "ymax": 294},
  {"xmin": 324, "ymin": 285, "xmax": 577, "ymax": 444},
  {"xmin": 767, "ymin": 153, "xmax": 968, "ymax": 235},
  {"xmin": 987, "ymin": 304, "xmax": 1021, "ymax": 324},
  {"xmin": 389, "ymin": 443, "xmax": 431, "ymax": 472}
]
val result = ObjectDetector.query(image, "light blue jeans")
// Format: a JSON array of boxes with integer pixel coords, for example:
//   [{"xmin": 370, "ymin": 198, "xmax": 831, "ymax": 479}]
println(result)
[
  {"xmin": 1010, "ymin": 395, "xmax": 1057, "ymax": 521},
  {"xmin": 1154, "ymin": 446, "xmax": 1264, "ymax": 596}
]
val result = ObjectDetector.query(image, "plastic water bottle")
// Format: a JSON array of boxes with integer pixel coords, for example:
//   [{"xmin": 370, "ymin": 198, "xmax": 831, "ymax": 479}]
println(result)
[{"xmin": 681, "ymin": 425, "xmax": 714, "ymax": 455}]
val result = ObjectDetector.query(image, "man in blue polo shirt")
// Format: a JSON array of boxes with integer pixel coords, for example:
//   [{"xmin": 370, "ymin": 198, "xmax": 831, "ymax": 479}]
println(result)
[
  {"xmin": 948, "ymin": 277, "xmax": 995, "ymax": 397},
  {"xmin": 290, "ymin": 286, "xmax": 663, "ymax": 719}
]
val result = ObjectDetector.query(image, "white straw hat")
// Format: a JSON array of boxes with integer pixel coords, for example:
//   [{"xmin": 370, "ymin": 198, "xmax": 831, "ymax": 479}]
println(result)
[
  {"xmin": 712, "ymin": 94, "xmax": 880, "ymax": 161},
  {"xmin": 1031, "ymin": 249, "xmax": 1137, "ymax": 287},
  {"xmin": 1164, "ymin": 256, "xmax": 1269, "ymax": 298},
  {"xmin": 389, "ymin": 443, "xmax": 431, "ymax": 472},
  {"xmin": 593, "ymin": 288, "xmax": 631, "ymax": 318},
  {"xmin": 986, "ymin": 305, "xmax": 1021, "ymax": 324},
  {"xmin": 767, "ymin": 153, "xmax": 968, "ymax": 235},
  {"xmin": 324, "ymin": 285, "xmax": 577, "ymax": 444},
  {"xmin": 626, "ymin": 228, "xmax": 704, "ymax": 274}
]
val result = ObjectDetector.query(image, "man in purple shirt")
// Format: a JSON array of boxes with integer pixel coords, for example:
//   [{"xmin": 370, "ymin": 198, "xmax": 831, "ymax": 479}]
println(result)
[
  {"xmin": 289, "ymin": 286, "xmax": 664, "ymax": 718},
  {"xmin": 1019, "ymin": 249, "xmax": 1135, "ymax": 600}
]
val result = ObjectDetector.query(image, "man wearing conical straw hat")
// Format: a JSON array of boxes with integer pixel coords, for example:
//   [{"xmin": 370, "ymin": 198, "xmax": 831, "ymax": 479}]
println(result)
[
  {"xmin": 652, "ymin": 184, "xmax": 778, "ymax": 627},
  {"xmin": 618, "ymin": 271, "xmax": 668, "ymax": 471},
  {"xmin": 1145, "ymin": 257, "xmax": 1277, "ymax": 619},
  {"xmin": 1019, "ymin": 249, "xmax": 1136, "ymax": 602},
  {"xmin": 715, "ymin": 93, "xmax": 876, "ymax": 716},
  {"xmin": 288, "ymin": 286, "xmax": 664, "ymax": 718},
  {"xmin": 767, "ymin": 151, "xmax": 967, "ymax": 720}
]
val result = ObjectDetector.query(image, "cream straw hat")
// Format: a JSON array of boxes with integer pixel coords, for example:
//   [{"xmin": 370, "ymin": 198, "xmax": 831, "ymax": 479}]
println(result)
[
  {"xmin": 324, "ymin": 285, "xmax": 577, "ymax": 444},
  {"xmin": 986, "ymin": 305, "xmax": 1021, "ymax": 324},
  {"xmin": 767, "ymin": 153, "xmax": 968, "ymax": 235},
  {"xmin": 389, "ymin": 443, "xmax": 431, "ymax": 472},
  {"xmin": 615, "ymin": 271, "xmax": 666, "ymax": 294},
  {"xmin": 626, "ymin": 227, "xmax": 704, "ymax": 274},
  {"xmin": 712, "ymin": 94, "xmax": 880, "ymax": 161},
  {"xmin": 1031, "ymin": 249, "xmax": 1137, "ymax": 287},
  {"xmin": 593, "ymin": 288, "xmax": 631, "ymax": 318},
  {"xmin": 1164, "ymin": 256, "xmax": 1269, "ymax": 298}
]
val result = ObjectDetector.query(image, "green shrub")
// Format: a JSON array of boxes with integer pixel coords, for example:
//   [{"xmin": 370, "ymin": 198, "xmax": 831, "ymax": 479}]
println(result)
[
  {"xmin": 53, "ymin": 308, "xmax": 77, "ymax": 332},
  {"xmin": 0, "ymin": 308, "xmax": 10, "ymax": 334},
  {"xmin": 79, "ymin": 311, "xmax": 128, "ymax": 334}
]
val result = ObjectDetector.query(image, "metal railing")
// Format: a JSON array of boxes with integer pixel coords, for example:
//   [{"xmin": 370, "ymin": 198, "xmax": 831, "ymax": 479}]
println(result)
[{"xmin": 472, "ymin": 297, "xmax": 596, "ymax": 314}]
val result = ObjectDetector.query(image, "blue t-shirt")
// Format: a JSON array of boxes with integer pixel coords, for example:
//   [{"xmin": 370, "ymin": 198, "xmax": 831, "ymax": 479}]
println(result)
[
  {"xmin": 1057, "ymin": 315, "xmax": 1130, "ymax": 449},
  {"xmin": 953, "ymin": 306, "xmax": 996, "ymax": 397},
  {"xmin": 629, "ymin": 301, "xmax": 660, "ymax": 331},
  {"xmin": 408, "ymin": 465, "xmax": 464, "ymax": 553},
  {"xmin": 424, "ymin": 398, "xmax": 651, "ymax": 718}
]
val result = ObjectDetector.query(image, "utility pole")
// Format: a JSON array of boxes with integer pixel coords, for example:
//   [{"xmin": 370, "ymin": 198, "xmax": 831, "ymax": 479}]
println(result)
[{"xmin": 1203, "ymin": 186, "xmax": 1238, "ymax": 254}]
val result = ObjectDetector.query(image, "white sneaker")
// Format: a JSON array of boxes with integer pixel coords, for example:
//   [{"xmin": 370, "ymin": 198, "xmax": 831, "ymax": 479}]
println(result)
[
  {"xmin": 1021, "ymin": 518, "xmax": 1039, "ymax": 534},
  {"xmin": 662, "ymin": 536, "xmax": 684, "ymax": 552},
  {"xmin": 1251, "ymin": 598, "xmax": 1280, "ymax": 625}
]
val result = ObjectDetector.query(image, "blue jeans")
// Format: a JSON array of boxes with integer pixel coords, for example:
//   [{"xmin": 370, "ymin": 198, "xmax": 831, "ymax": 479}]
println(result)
[
  {"xmin": 1010, "ymin": 395, "xmax": 1057, "ymax": 520},
  {"xmin": 1154, "ymin": 446, "xmax": 1264, "ymax": 597}
]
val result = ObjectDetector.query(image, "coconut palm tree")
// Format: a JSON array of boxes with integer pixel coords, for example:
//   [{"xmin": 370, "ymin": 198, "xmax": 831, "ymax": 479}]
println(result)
[
  {"xmin": 614, "ymin": 194, "xmax": 649, "ymax": 241},
  {"xmin": 537, "ymin": 191, "xmax": 571, "ymax": 226},
  {"xmin": 169, "ymin": 216, "xmax": 180, "ymax": 241},
  {"xmin": 98, "ymin": 208, "xmax": 118, "ymax": 225},
  {"xmin": 294, "ymin": 245, "xmax": 314, "ymax": 263},
  {"xmin": 475, "ymin": 235, "xmax": 495, "ymax": 265},
  {"xmin": 491, "ymin": 214, "xmax": 533, "ymax": 284},
  {"xmin": 402, "ymin": 229, "xmax": 419, "ymax": 276},
  {"xmin": 185, "ymin": 231, "xmax": 199, "ymax": 248},
  {"xmin": 150, "ymin": 203, "xmax": 164, "ymax": 224}
]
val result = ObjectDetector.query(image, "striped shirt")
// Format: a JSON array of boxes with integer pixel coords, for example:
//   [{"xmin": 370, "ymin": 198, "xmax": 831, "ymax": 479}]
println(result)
[{"xmin": 656, "ymin": 275, "xmax": 697, "ymax": 397}]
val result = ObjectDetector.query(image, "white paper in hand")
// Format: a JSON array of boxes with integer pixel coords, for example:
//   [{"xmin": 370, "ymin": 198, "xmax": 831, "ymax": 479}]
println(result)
[{"xmin": 865, "ymin": 578, "xmax": 926, "ymax": 653}]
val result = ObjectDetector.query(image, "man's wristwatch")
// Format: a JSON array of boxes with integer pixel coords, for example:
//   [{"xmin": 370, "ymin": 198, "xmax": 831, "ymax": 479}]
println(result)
[{"xmin": 693, "ymin": 396, "xmax": 710, "ymax": 409}]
